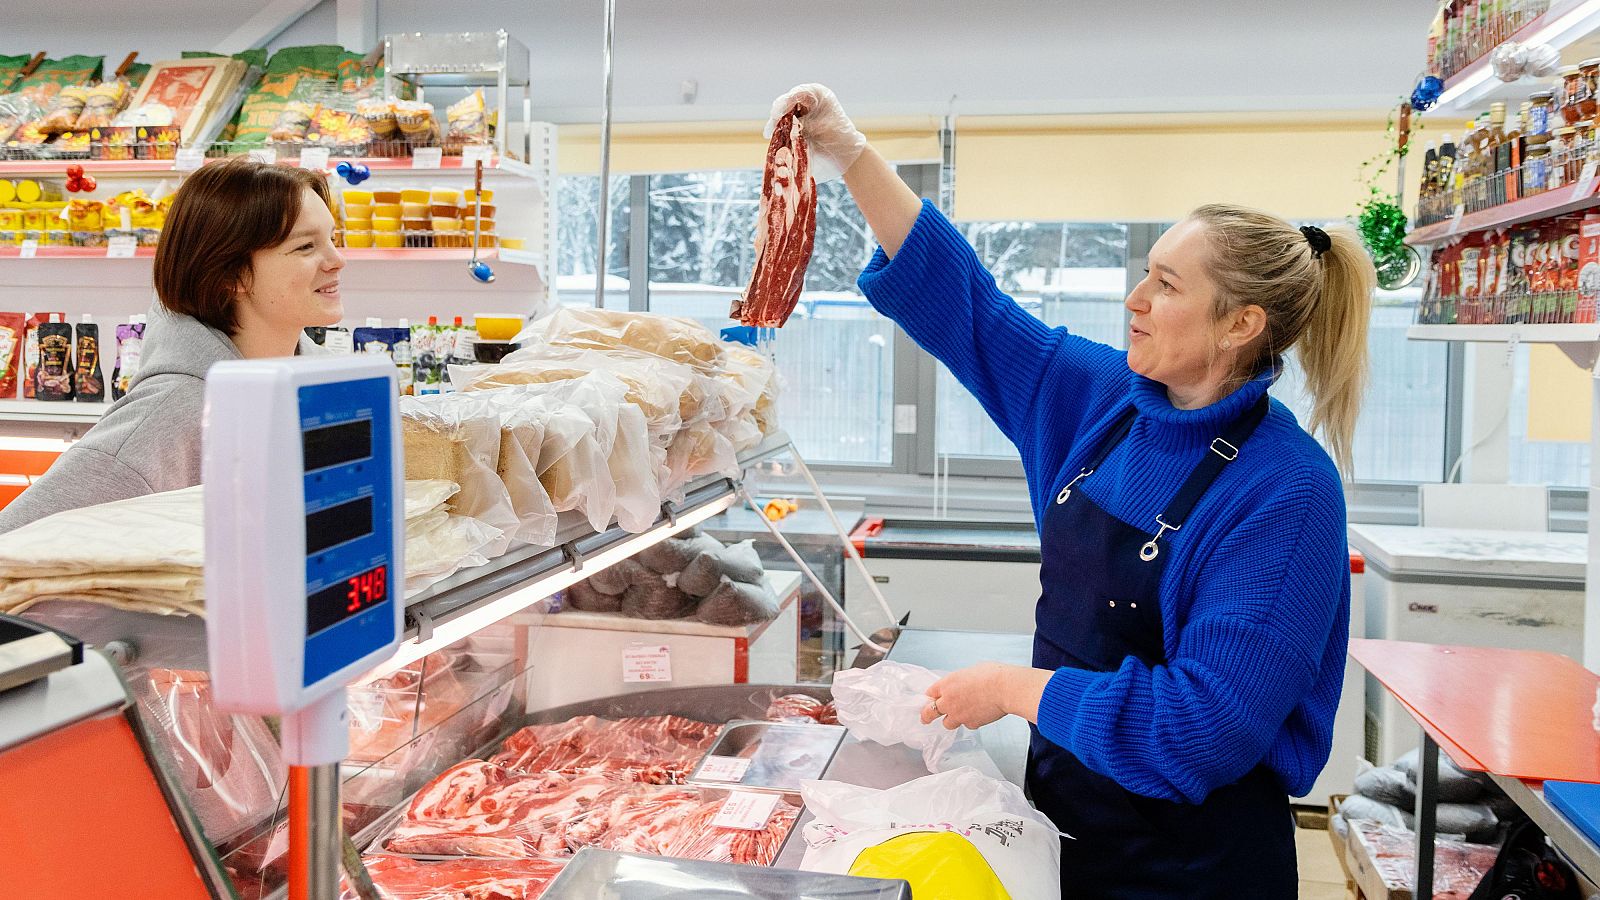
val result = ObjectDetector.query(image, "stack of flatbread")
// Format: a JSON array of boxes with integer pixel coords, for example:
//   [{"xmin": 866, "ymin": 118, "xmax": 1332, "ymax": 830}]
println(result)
[{"xmin": 0, "ymin": 480, "xmax": 501, "ymax": 617}]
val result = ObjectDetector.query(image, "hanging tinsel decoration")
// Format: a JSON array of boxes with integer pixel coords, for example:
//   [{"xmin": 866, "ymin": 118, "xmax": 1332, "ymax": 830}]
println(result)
[{"xmin": 1355, "ymin": 102, "xmax": 1421, "ymax": 289}]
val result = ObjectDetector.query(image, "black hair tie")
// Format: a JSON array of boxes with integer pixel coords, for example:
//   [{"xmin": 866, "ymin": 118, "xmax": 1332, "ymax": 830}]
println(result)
[{"xmin": 1300, "ymin": 225, "xmax": 1332, "ymax": 258}]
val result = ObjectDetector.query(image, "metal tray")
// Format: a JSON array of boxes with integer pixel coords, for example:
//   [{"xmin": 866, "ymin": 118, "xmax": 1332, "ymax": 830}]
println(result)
[{"xmin": 688, "ymin": 720, "xmax": 846, "ymax": 792}]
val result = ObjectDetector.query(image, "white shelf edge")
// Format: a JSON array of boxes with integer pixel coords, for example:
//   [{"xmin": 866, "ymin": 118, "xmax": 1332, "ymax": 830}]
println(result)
[
  {"xmin": 495, "ymin": 247, "xmax": 545, "ymax": 269},
  {"xmin": 1407, "ymin": 323, "xmax": 1600, "ymax": 343},
  {"xmin": 0, "ymin": 398, "xmax": 110, "ymax": 423}
]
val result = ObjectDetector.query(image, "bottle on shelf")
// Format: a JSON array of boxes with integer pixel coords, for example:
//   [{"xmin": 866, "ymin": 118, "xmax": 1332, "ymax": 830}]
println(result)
[
  {"xmin": 1438, "ymin": 132, "xmax": 1458, "ymax": 210},
  {"xmin": 1488, "ymin": 102, "xmax": 1508, "ymax": 207},
  {"xmin": 74, "ymin": 314, "xmax": 103, "ymax": 403}
]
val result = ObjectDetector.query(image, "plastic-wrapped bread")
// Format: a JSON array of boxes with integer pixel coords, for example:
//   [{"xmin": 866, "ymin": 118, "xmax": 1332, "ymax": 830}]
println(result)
[
  {"xmin": 494, "ymin": 410, "xmax": 558, "ymax": 549},
  {"xmin": 663, "ymin": 424, "xmax": 738, "ymax": 493},
  {"xmin": 400, "ymin": 393, "xmax": 517, "ymax": 556},
  {"xmin": 458, "ymin": 345, "xmax": 693, "ymax": 437},
  {"xmin": 608, "ymin": 403, "xmax": 662, "ymax": 533},
  {"xmin": 514, "ymin": 307, "xmax": 728, "ymax": 373},
  {"xmin": 695, "ymin": 577, "xmax": 780, "ymax": 627}
]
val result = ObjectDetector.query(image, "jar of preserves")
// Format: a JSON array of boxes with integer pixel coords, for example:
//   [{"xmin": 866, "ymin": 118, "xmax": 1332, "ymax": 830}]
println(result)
[
  {"xmin": 1528, "ymin": 144, "xmax": 1552, "ymax": 192},
  {"xmin": 1563, "ymin": 66, "xmax": 1588, "ymax": 125},
  {"xmin": 1553, "ymin": 127, "xmax": 1577, "ymax": 188},
  {"xmin": 1582, "ymin": 59, "xmax": 1600, "ymax": 120},
  {"xmin": 1530, "ymin": 90, "xmax": 1556, "ymax": 135}
]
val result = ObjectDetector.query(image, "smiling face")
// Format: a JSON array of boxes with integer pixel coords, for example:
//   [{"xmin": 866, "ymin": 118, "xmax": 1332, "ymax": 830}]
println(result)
[
  {"xmin": 237, "ymin": 187, "xmax": 345, "ymax": 332},
  {"xmin": 1125, "ymin": 218, "xmax": 1264, "ymax": 408}
]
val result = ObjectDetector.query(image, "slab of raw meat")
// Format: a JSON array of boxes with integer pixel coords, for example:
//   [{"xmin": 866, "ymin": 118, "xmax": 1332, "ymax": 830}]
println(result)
[
  {"xmin": 488, "ymin": 715, "xmax": 719, "ymax": 784},
  {"xmin": 386, "ymin": 762, "xmax": 617, "ymax": 857},
  {"xmin": 660, "ymin": 795, "xmax": 800, "ymax": 866},
  {"xmin": 764, "ymin": 693, "xmax": 837, "ymax": 725},
  {"xmin": 730, "ymin": 103, "xmax": 816, "ymax": 328},
  {"xmin": 341, "ymin": 855, "xmax": 565, "ymax": 900}
]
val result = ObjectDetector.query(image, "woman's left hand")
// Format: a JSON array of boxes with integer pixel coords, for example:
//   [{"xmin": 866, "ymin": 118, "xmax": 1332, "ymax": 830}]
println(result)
[{"xmin": 921, "ymin": 662, "xmax": 1055, "ymax": 730}]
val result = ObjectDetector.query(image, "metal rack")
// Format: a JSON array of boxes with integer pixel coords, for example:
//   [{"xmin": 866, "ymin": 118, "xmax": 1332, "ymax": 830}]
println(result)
[{"xmin": 383, "ymin": 31, "xmax": 532, "ymax": 163}]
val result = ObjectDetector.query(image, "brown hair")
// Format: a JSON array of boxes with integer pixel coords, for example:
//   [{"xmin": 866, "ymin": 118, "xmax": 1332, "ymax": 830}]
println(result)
[
  {"xmin": 1189, "ymin": 204, "xmax": 1374, "ymax": 478},
  {"xmin": 152, "ymin": 158, "xmax": 333, "ymax": 335}
]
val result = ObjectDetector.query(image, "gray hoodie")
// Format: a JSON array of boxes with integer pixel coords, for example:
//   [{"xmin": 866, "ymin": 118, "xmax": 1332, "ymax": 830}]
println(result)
[{"xmin": 0, "ymin": 305, "xmax": 324, "ymax": 534}]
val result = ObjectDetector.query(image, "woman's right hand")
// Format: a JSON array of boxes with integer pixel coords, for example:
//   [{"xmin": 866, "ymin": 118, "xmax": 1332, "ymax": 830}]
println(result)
[{"xmin": 767, "ymin": 83, "xmax": 867, "ymax": 182}]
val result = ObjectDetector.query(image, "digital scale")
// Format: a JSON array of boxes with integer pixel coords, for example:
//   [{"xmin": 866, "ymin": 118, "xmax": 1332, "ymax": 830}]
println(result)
[{"xmin": 202, "ymin": 355, "xmax": 404, "ymax": 900}]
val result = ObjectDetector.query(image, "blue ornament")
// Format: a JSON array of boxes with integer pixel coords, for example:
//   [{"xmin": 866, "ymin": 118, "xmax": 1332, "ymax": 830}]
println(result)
[
  {"xmin": 468, "ymin": 260, "xmax": 495, "ymax": 283},
  {"xmin": 334, "ymin": 161, "xmax": 371, "ymax": 185},
  {"xmin": 1411, "ymin": 75, "xmax": 1445, "ymax": 112}
]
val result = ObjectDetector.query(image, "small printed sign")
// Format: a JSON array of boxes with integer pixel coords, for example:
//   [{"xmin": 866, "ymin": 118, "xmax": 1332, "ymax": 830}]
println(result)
[
  {"xmin": 106, "ymin": 235, "xmax": 137, "ymax": 258},
  {"xmin": 462, "ymin": 144, "xmax": 494, "ymax": 167},
  {"xmin": 174, "ymin": 148, "xmax": 206, "ymax": 171},
  {"xmin": 1572, "ymin": 162, "xmax": 1599, "ymax": 203},
  {"xmin": 712, "ymin": 791, "xmax": 781, "ymax": 831},
  {"xmin": 18, "ymin": 239, "xmax": 37, "ymax": 258},
  {"xmin": 697, "ymin": 755, "xmax": 752, "ymax": 783},
  {"xmin": 412, "ymin": 147, "xmax": 443, "ymax": 169},
  {"xmin": 622, "ymin": 643, "xmax": 672, "ymax": 683},
  {"xmin": 298, "ymin": 147, "xmax": 331, "ymax": 171}
]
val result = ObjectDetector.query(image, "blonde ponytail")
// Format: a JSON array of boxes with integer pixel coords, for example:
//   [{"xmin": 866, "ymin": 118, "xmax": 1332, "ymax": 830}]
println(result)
[{"xmin": 1189, "ymin": 205, "xmax": 1374, "ymax": 478}]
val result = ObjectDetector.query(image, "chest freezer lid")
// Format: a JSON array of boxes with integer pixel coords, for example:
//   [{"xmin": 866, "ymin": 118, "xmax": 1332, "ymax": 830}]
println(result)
[{"xmin": 1347, "ymin": 524, "xmax": 1587, "ymax": 582}]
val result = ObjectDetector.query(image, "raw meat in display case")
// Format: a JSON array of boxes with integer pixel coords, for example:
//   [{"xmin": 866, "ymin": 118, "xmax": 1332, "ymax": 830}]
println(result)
[
  {"xmin": 488, "ymin": 714, "xmax": 720, "ymax": 784},
  {"xmin": 731, "ymin": 104, "xmax": 817, "ymax": 329},
  {"xmin": 342, "ymin": 854, "xmax": 566, "ymax": 900}
]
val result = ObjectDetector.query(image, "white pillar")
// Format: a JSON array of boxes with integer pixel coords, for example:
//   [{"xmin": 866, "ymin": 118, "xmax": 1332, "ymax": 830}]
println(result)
[{"xmin": 1459, "ymin": 342, "xmax": 1513, "ymax": 483}]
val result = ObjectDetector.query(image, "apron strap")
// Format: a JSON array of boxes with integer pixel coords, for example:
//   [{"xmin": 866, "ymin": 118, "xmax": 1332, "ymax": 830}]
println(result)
[
  {"xmin": 1161, "ymin": 394, "xmax": 1272, "ymax": 529},
  {"xmin": 1081, "ymin": 406, "xmax": 1139, "ymax": 472}
]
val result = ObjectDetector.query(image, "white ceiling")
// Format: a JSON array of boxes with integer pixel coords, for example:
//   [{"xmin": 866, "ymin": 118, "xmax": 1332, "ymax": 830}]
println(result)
[{"xmin": 8, "ymin": 0, "xmax": 1438, "ymax": 123}]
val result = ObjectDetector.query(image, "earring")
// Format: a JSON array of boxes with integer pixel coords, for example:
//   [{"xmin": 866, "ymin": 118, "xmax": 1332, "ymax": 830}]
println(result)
[{"xmin": 1220, "ymin": 339, "xmax": 1231, "ymax": 350}]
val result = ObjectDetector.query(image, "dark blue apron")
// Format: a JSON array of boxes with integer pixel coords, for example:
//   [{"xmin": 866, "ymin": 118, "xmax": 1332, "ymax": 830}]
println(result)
[{"xmin": 1026, "ymin": 396, "xmax": 1297, "ymax": 898}]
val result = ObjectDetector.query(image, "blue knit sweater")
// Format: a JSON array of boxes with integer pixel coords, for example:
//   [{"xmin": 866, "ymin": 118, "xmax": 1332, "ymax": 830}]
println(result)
[{"xmin": 857, "ymin": 201, "xmax": 1349, "ymax": 804}]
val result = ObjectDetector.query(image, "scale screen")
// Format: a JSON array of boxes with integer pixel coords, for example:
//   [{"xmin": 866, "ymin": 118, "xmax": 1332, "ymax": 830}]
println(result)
[
  {"xmin": 302, "ymin": 419, "xmax": 372, "ymax": 472},
  {"xmin": 306, "ymin": 563, "xmax": 389, "ymax": 636}
]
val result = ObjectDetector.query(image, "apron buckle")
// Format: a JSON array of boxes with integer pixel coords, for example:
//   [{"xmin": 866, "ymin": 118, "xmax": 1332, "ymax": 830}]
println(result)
[
  {"xmin": 1210, "ymin": 437, "xmax": 1240, "ymax": 461},
  {"xmin": 1139, "ymin": 515, "xmax": 1181, "ymax": 562},
  {"xmin": 1055, "ymin": 468, "xmax": 1093, "ymax": 505}
]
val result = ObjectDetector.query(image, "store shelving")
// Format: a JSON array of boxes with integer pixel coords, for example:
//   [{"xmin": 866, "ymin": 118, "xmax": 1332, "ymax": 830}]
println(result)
[
  {"xmin": 0, "ymin": 399, "xmax": 108, "ymax": 424},
  {"xmin": 1408, "ymin": 322, "xmax": 1600, "ymax": 341},
  {"xmin": 0, "ymin": 154, "xmax": 530, "ymax": 178},
  {"xmin": 1427, "ymin": 0, "xmax": 1599, "ymax": 116},
  {"xmin": 1407, "ymin": 182, "xmax": 1600, "ymax": 246},
  {"xmin": 0, "ymin": 246, "xmax": 155, "ymax": 258}
]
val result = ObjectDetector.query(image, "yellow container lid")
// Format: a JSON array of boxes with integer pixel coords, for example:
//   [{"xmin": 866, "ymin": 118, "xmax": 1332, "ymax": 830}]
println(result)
[
  {"xmin": 0, "ymin": 181, "xmax": 13, "ymax": 205},
  {"xmin": 430, "ymin": 188, "xmax": 461, "ymax": 204},
  {"xmin": 399, "ymin": 189, "xmax": 429, "ymax": 204},
  {"xmin": 498, "ymin": 237, "xmax": 525, "ymax": 249},
  {"xmin": 343, "ymin": 189, "xmax": 374, "ymax": 205},
  {"xmin": 15, "ymin": 180, "xmax": 42, "ymax": 204}
]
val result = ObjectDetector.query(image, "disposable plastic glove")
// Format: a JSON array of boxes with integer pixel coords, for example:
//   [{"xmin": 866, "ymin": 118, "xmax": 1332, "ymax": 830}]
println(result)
[{"xmin": 766, "ymin": 83, "xmax": 867, "ymax": 183}]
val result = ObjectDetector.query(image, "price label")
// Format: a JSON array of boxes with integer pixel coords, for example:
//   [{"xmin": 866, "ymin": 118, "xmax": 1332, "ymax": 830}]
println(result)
[
  {"xmin": 174, "ymin": 147, "xmax": 205, "ymax": 171},
  {"xmin": 1446, "ymin": 203, "xmax": 1466, "ymax": 237},
  {"xmin": 106, "ymin": 235, "xmax": 137, "ymax": 258},
  {"xmin": 1572, "ymin": 161, "xmax": 1600, "ymax": 203},
  {"xmin": 298, "ymin": 146, "xmax": 331, "ymax": 171},
  {"xmin": 248, "ymin": 148, "xmax": 277, "ymax": 165},
  {"xmin": 461, "ymin": 144, "xmax": 493, "ymax": 167},
  {"xmin": 711, "ymin": 791, "xmax": 781, "ymax": 831},
  {"xmin": 696, "ymin": 755, "xmax": 752, "ymax": 783},
  {"xmin": 18, "ymin": 239, "xmax": 37, "ymax": 258},
  {"xmin": 412, "ymin": 147, "xmax": 443, "ymax": 169},
  {"xmin": 622, "ymin": 643, "xmax": 672, "ymax": 683}
]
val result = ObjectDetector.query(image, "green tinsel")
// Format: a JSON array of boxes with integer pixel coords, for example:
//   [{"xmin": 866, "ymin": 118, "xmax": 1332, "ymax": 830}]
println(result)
[{"xmin": 1355, "ymin": 104, "xmax": 1418, "ymax": 286}]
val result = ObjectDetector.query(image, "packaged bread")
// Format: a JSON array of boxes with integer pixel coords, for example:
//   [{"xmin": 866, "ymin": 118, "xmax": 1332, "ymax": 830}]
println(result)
[
  {"xmin": 445, "ymin": 88, "xmax": 489, "ymax": 153},
  {"xmin": 358, "ymin": 97, "xmax": 397, "ymax": 139},
  {"xmin": 393, "ymin": 100, "xmax": 438, "ymax": 144},
  {"xmin": 400, "ymin": 393, "xmax": 517, "ymax": 557},
  {"xmin": 518, "ymin": 308, "xmax": 728, "ymax": 373},
  {"xmin": 459, "ymin": 345, "xmax": 696, "ymax": 438},
  {"xmin": 75, "ymin": 79, "xmax": 129, "ymax": 130},
  {"xmin": 481, "ymin": 388, "xmax": 558, "ymax": 549},
  {"xmin": 38, "ymin": 85, "xmax": 89, "ymax": 134},
  {"xmin": 268, "ymin": 99, "xmax": 316, "ymax": 143}
]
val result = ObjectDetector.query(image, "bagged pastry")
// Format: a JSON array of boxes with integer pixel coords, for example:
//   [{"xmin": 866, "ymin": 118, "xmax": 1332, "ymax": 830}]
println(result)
[
  {"xmin": 38, "ymin": 85, "xmax": 89, "ymax": 134},
  {"xmin": 400, "ymin": 393, "xmax": 517, "ymax": 556},
  {"xmin": 0, "ymin": 313, "xmax": 24, "ymax": 399},
  {"xmin": 445, "ymin": 88, "xmax": 489, "ymax": 153}
]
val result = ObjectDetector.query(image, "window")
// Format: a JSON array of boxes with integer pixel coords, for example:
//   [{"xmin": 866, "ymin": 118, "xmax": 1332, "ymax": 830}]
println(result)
[
  {"xmin": 935, "ymin": 221, "xmax": 1130, "ymax": 459},
  {"xmin": 555, "ymin": 175, "xmax": 630, "ymax": 309},
  {"xmin": 1271, "ymin": 285, "xmax": 1449, "ymax": 482},
  {"xmin": 643, "ymin": 171, "xmax": 895, "ymax": 465}
]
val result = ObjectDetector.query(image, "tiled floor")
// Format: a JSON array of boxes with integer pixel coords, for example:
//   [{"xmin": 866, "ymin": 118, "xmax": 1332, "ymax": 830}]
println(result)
[{"xmin": 1297, "ymin": 826, "xmax": 1356, "ymax": 899}]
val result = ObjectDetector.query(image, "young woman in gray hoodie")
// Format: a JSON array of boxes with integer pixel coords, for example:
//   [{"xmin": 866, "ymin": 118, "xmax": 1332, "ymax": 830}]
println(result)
[{"xmin": 0, "ymin": 158, "xmax": 345, "ymax": 532}]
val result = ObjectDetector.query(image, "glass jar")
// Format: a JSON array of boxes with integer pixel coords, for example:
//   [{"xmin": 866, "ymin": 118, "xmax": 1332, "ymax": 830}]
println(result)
[
  {"xmin": 1553, "ymin": 127, "xmax": 1577, "ymax": 188},
  {"xmin": 1528, "ymin": 144, "xmax": 1552, "ymax": 192},
  {"xmin": 1562, "ymin": 66, "xmax": 1588, "ymax": 126},
  {"xmin": 1530, "ymin": 91, "xmax": 1556, "ymax": 135},
  {"xmin": 1582, "ymin": 59, "xmax": 1600, "ymax": 120}
]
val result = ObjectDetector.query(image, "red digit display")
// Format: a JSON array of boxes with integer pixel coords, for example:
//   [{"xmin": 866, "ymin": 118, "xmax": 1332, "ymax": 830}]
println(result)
[{"xmin": 308, "ymin": 564, "xmax": 391, "ymax": 636}]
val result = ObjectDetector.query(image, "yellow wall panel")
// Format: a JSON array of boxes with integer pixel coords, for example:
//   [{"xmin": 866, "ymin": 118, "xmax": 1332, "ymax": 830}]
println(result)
[
  {"xmin": 1526, "ymin": 344, "xmax": 1593, "ymax": 443},
  {"xmin": 558, "ymin": 117, "xmax": 941, "ymax": 175}
]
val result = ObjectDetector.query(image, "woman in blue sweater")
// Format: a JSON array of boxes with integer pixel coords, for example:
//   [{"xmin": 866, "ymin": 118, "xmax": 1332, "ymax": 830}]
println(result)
[{"xmin": 773, "ymin": 85, "xmax": 1372, "ymax": 896}]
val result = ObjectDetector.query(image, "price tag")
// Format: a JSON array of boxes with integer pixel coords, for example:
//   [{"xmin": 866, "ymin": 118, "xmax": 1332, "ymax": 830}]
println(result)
[
  {"xmin": 248, "ymin": 148, "xmax": 277, "ymax": 165},
  {"xmin": 174, "ymin": 147, "xmax": 205, "ymax": 171},
  {"xmin": 622, "ymin": 643, "xmax": 672, "ymax": 683},
  {"xmin": 461, "ymin": 144, "xmax": 493, "ymax": 167},
  {"xmin": 1446, "ymin": 203, "xmax": 1466, "ymax": 236},
  {"xmin": 696, "ymin": 755, "xmax": 752, "ymax": 783},
  {"xmin": 711, "ymin": 791, "xmax": 781, "ymax": 831},
  {"xmin": 298, "ymin": 146, "xmax": 331, "ymax": 171},
  {"xmin": 1572, "ymin": 161, "xmax": 1600, "ymax": 202},
  {"xmin": 18, "ymin": 239, "xmax": 37, "ymax": 258},
  {"xmin": 412, "ymin": 147, "xmax": 443, "ymax": 169},
  {"xmin": 106, "ymin": 235, "xmax": 137, "ymax": 258}
]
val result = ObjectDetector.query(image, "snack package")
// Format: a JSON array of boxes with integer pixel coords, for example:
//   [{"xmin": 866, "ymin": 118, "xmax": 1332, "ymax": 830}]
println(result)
[
  {"xmin": 410, "ymin": 320, "xmax": 445, "ymax": 395},
  {"xmin": 357, "ymin": 96, "xmax": 397, "ymax": 141},
  {"xmin": 0, "ymin": 313, "xmax": 24, "ymax": 398},
  {"xmin": 75, "ymin": 79, "xmax": 129, "ymax": 131},
  {"xmin": 393, "ymin": 99, "xmax": 439, "ymax": 145},
  {"xmin": 38, "ymin": 85, "xmax": 90, "ymax": 134},
  {"xmin": 23, "ymin": 311, "xmax": 63, "ymax": 400},
  {"xmin": 74, "ymin": 316, "xmax": 104, "ymax": 402},
  {"xmin": 0, "ymin": 93, "xmax": 43, "ymax": 145},
  {"xmin": 0, "ymin": 55, "xmax": 31, "ymax": 93},
  {"xmin": 13, "ymin": 56, "xmax": 104, "ymax": 106},
  {"xmin": 445, "ymin": 89, "xmax": 489, "ymax": 154},
  {"xmin": 35, "ymin": 315, "xmax": 74, "ymax": 401},
  {"xmin": 111, "ymin": 317, "xmax": 145, "ymax": 400},
  {"xmin": 230, "ymin": 45, "xmax": 342, "ymax": 147},
  {"xmin": 354, "ymin": 325, "xmax": 415, "ymax": 394}
]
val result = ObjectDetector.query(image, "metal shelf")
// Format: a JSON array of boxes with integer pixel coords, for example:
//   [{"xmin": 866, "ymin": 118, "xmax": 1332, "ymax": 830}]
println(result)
[
  {"xmin": 1490, "ymin": 774, "xmax": 1600, "ymax": 885},
  {"xmin": 1408, "ymin": 184, "xmax": 1600, "ymax": 247},
  {"xmin": 0, "ymin": 154, "xmax": 532, "ymax": 179},
  {"xmin": 0, "ymin": 398, "xmax": 110, "ymax": 423},
  {"xmin": 1408, "ymin": 323, "xmax": 1600, "ymax": 342},
  {"xmin": 1425, "ymin": 0, "xmax": 1598, "ymax": 117}
]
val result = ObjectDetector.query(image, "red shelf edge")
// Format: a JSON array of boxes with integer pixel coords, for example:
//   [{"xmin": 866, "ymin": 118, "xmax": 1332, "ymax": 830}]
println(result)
[
  {"xmin": 1408, "ymin": 187, "xmax": 1600, "ymax": 246},
  {"xmin": 0, "ymin": 154, "xmax": 504, "ymax": 178},
  {"xmin": 0, "ymin": 246, "xmax": 501, "ymax": 261}
]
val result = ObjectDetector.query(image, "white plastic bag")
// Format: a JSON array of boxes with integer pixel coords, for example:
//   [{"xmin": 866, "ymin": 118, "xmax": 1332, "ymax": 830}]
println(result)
[
  {"xmin": 404, "ymin": 511, "xmax": 503, "ymax": 595},
  {"xmin": 608, "ymin": 402, "xmax": 661, "ymax": 533},
  {"xmin": 400, "ymin": 393, "xmax": 517, "ymax": 557},
  {"xmin": 799, "ymin": 767, "xmax": 1062, "ymax": 900},
  {"xmin": 831, "ymin": 661, "xmax": 1001, "ymax": 778}
]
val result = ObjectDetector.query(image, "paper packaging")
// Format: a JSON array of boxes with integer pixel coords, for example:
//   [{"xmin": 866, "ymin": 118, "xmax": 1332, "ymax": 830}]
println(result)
[
  {"xmin": 111, "ymin": 317, "xmax": 145, "ymax": 400},
  {"xmin": 1577, "ymin": 214, "xmax": 1600, "ymax": 324},
  {"xmin": 74, "ymin": 315, "xmax": 104, "ymax": 402},
  {"xmin": 0, "ymin": 313, "xmax": 24, "ymax": 398},
  {"xmin": 24, "ymin": 312, "xmax": 65, "ymax": 400}
]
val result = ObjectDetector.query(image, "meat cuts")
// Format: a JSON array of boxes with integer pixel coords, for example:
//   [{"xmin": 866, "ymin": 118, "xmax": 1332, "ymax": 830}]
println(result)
[
  {"xmin": 765, "ymin": 693, "xmax": 837, "ymax": 725},
  {"xmin": 342, "ymin": 855, "xmax": 565, "ymax": 900},
  {"xmin": 488, "ymin": 715, "xmax": 720, "ymax": 784},
  {"xmin": 661, "ymin": 795, "xmax": 800, "ymax": 867},
  {"xmin": 730, "ymin": 104, "xmax": 817, "ymax": 329}
]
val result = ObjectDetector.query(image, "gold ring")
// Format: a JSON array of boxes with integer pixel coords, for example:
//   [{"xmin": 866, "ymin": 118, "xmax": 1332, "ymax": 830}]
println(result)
[{"xmin": 931, "ymin": 697, "xmax": 941, "ymax": 714}]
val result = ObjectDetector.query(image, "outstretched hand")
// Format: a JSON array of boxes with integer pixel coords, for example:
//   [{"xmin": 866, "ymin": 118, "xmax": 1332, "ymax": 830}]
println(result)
[{"xmin": 765, "ymin": 83, "xmax": 867, "ymax": 182}]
